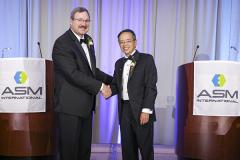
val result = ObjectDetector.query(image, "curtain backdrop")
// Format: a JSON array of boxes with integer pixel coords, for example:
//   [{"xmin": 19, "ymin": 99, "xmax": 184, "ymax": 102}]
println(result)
[{"xmin": 0, "ymin": 0, "xmax": 239, "ymax": 145}]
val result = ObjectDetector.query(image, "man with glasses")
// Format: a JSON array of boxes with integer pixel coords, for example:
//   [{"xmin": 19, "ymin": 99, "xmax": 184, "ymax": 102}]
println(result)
[
  {"xmin": 103, "ymin": 29, "xmax": 158, "ymax": 160},
  {"xmin": 52, "ymin": 7, "xmax": 112, "ymax": 160}
]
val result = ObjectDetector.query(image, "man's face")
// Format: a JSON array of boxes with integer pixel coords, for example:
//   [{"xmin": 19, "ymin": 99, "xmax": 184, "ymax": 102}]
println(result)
[
  {"xmin": 118, "ymin": 32, "xmax": 137, "ymax": 57},
  {"xmin": 70, "ymin": 11, "xmax": 90, "ymax": 37}
]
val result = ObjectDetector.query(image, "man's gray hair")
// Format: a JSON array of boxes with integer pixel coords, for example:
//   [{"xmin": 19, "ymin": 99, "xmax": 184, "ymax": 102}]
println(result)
[{"xmin": 70, "ymin": 7, "xmax": 90, "ymax": 20}]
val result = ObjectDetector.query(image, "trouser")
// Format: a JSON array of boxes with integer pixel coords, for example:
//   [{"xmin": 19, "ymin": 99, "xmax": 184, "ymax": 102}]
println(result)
[
  {"xmin": 57, "ymin": 112, "xmax": 92, "ymax": 160},
  {"xmin": 120, "ymin": 100, "xmax": 154, "ymax": 160}
]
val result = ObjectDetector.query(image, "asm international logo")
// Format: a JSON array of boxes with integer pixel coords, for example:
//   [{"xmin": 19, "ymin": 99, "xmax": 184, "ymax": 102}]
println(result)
[
  {"xmin": 0, "ymin": 70, "xmax": 43, "ymax": 99},
  {"xmin": 211, "ymin": 74, "xmax": 226, "ymax": 87},
  {"xmin": 14, "ymin": 71, "xmax": 28, "ymax": 84},
  {"xmin": 0, "ymin": 60, "xmax": 46, "ymax": 113},
  {"xmin": 196, "ymin": 73, "xmax": 238, "ymax": 103}
]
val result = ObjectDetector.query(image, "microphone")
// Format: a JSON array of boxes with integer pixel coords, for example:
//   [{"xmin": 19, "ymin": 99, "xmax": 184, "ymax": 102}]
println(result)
[
  {"xmin": 192, "ymin": 45, "xmax": 200, "ymax": 61},
  {"xmin": 1, "ymin": 47, "xmax": 12, "ymax": 58},
  {"xmin": 37, "ymin": 42, "xmax": 43, "ymax": 58},
  {"xmin": 230, "ymin": 46, "xmax": 239, "ymax": 54}
]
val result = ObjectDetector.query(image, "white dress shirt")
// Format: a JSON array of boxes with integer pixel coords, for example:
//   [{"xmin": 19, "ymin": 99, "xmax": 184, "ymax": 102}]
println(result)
[{"xmin": 122, "ymin": 50, "xmax": 152, "ymax": 114}]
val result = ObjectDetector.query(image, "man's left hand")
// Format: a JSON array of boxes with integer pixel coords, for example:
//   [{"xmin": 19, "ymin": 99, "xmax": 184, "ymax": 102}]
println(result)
[{"xmin": 140, "ymin": 112, "xmax": 149, "ymax": 125}]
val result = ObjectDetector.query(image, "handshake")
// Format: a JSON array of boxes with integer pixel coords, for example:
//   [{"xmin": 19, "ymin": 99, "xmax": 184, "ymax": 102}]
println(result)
[{"xmin": 101, "ymin": 84, "xmax": 112, "ymax": 99}]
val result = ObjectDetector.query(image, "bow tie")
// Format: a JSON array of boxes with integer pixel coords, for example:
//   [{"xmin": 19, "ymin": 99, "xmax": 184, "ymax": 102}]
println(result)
[
  {"xmin": 125, "ymin": 55, "xmax": 135, "ymax": 61},
  {"xmin": 80, "ymin": 38, "xmax": 87, "ymax": 44}
]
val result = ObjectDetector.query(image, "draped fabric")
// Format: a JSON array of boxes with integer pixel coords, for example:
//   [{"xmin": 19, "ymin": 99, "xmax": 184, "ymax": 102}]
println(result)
[{"xmin": 0, "ymin": 0, "xmax": 239, "ymax": 145}]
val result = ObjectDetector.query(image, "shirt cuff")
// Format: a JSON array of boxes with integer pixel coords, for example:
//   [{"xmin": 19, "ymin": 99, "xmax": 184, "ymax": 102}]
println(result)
[
  {"xmin": 142, "ymin": 108, "xmax": 153, "ymax": 114},
  {"xmin": 100, "ymin": 83, "xmax": 104, "ymax": 92}
]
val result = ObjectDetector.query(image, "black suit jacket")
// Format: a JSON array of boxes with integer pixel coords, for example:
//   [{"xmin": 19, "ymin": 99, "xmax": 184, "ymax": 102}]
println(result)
[
  {"xmin": 111, "ymin": 51, "xmax": 158, "ymax": 123},
  {"xmin": 52, "ymin": 29, "xmax": 112, "ymax": 117}
]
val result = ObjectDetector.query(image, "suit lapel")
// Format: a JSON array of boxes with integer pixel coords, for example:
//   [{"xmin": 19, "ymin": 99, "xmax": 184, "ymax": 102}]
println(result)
[
  {"xmin": 83, "ymin": 35, "xmax": 96, "ymax": 76},
  {"xmin": 68, "ymin": 29, "xmax": 96, "ymax": 75},
  {"xmin": 73, "ymin": 33, "xmax": 95, "ymax": 76},
  {"xmin": 88, "ymin": 45, "xmax": 96, "ymax": 76},
  {"xmin": 128, "ymin": 51, "xmax": 140, "ymax": 80},
  {"xmin": 75, "ymin": 40, "xmax": 88, "ymax": 61},
  {"xmin": 118, "ymin": 58, "xmax": 127, "ymax": 86}
]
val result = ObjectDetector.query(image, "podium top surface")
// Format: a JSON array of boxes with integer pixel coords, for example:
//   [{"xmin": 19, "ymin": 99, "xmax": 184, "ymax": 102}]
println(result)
[
  {"xmin": 179, "ymin": 60, "xmax": 240, "ymax": 68},
  {"xmin": 0, "ymin": 57, "xmax": 52, "ymax": 62}
]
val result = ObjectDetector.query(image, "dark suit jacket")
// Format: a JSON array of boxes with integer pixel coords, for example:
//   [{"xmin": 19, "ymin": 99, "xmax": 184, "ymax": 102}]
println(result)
[
  {"xmin": 52, "ymin": 29, "xmax": 112, "ymax": 117},
  {"xmin": 111, "ymin": 51, "xmax": 158, "ymax": 123}
]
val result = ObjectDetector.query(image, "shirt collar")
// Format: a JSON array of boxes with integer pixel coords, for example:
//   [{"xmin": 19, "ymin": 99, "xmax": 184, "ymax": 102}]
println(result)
[
  {"xmin": 71, "ymin": 29, "xmax": 84, "ymax": 41},
  {"xmin": 124, "ymin": 49, "xmax": 136, "ymax": 58}
]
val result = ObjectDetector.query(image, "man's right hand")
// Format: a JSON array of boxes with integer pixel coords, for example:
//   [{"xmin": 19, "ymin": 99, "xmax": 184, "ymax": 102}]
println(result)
[{"xmin": 101, "ymin": 84, "xmax": 112, "ymax": 99}]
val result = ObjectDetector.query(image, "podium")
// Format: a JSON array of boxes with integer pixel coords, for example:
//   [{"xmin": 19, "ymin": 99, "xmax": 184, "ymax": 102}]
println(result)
[
  {"xmin": 175, "ymin": 62, "xmax": 240, "ymax": 160},
  {"xmin": 0, "ymin": 59, "xmax": 54, "ymax": 159}
]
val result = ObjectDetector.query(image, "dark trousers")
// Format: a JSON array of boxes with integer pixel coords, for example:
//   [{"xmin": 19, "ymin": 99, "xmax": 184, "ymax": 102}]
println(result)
[
  {"xmin": 120, "ymin": 101, "xmax": 154, "ymax": 160},
  {"xmin": 57, "ymin": 112, "xmax": 92, "ymax": 160}
]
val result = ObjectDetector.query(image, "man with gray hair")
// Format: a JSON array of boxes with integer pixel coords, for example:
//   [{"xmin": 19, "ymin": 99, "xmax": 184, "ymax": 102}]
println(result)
[{"xmin": 52, "ymin": 7, "xmax": 112, "ymax": 160}]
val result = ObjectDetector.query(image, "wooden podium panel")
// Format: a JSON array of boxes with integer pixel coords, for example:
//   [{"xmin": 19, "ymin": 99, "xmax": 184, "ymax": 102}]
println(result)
[
  {"xmin": 175, "ymin": 62, "xmax": 240, "ymax": 160},
  {"xmin": 0, "ymin": 60, "xmax": 54, "ymax": 157}
]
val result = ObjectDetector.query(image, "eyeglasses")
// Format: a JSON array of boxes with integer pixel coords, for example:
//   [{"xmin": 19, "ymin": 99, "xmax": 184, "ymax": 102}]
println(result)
[
  {"xmin": 73, "ymin": 18, "xmax": 90, "ymax": 23},
  {"xmin": 119, "ymin": 39, "xmax": 135, "ymax": 45}
]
